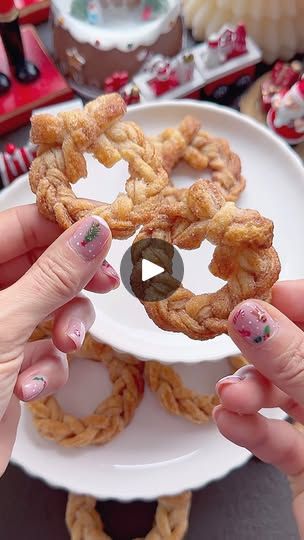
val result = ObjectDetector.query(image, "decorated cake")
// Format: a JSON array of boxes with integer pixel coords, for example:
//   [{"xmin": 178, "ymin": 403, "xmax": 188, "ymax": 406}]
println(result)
[{"xmin": 51, "ymin": 0, "xmax": 183, "ymax": 93}]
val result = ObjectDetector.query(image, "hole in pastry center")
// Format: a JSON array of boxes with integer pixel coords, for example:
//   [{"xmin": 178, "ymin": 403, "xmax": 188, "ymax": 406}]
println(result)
[
  {"xmin": 181, "ymin": 239, "xmax": 225, "ymax": 295},
  {"xmin": 74, "ymin": 155, "xmax": 129, "ymax": 205},
  {"xmin": 56, "ymin": 358, "xmax": 112, "ymax": 417},
  {"xmin": 171, "ymin": 161, "xmax": 213, "ymax": 189}
]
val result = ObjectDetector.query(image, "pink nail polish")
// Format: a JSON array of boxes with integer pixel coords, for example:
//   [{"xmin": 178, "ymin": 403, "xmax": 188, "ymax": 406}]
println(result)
[
  {"xmin": 22, "ymin": 375, "xmax": 47, "ymax": 402},
  {"xmin": 66, "ymin": 319, "xmax": 85, "ymax": 349},
  {"xmin": 68, "ymin": 216, "xmax": 110, "ymax": 262},
  {"xmin": 101, "ymin": 260, "xmax": 120, "ymax": 289},
  {"xmin": 232, "ymin": 302, "xmax": 278, "ymax": 345}
]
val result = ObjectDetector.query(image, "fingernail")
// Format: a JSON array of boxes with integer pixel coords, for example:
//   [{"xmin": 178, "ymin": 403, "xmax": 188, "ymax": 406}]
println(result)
[
  {"xmin": 22, "ymin": 375, "xmax": 47, "ymax": 402},
  {"xmin": 216, "ymin": 375, "xmax": 243, "ymax": 395},
  {"xmin": 232, "ymin": 302, "xmax": 278, "ymax": 345},
  {"xmin": 101, "ymin": 260, "xmax": 120, "ymax": 289},
  {"xmin": 66, "ymin": 319, "xmax": 86, "ymax": 349},
  {"xmin": 68, "ymin": 216, "xmax": 110, "ymax": 262}
]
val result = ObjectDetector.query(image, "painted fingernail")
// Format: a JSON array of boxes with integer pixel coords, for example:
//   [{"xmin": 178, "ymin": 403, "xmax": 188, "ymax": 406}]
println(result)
[
  {"xmin": 101, "ymin": 260, "xmax": 120, "ymax": 289},
  {"xmin": 216, "ymin": 375, "xmax": 243, "ymax": 395},
  {"xmin": 66, "ymin": 319, "xmax": 86, "ymax": 349},
  {"xmin": 68, "ymin": 216, "xmax": 110, "ymax": 262},
  {"xmin": 232, "ymin": 302, "xmax": 278, "ymax": 345},
  {"xmin": 22, "ymin": 375, "xmax": 47, "ymax": 402}
]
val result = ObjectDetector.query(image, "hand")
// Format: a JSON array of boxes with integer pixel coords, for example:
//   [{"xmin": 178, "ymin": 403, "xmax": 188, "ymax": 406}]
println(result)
[
  {"xmin": 0, "ymin": 205, "xmax": 119, "ymax": 476},
  {"xmin": 213, "ymin": 280, "xmax": 304, "ymax": 538}
]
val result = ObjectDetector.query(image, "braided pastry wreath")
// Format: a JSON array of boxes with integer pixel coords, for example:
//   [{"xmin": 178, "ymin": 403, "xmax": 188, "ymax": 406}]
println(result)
[
  {"xmin": 29, "ymin": 93, "xmax": 280, "ymax": 341},
  {"xmin": 29, "ymin": 323, "xmax": 145, "ymax": 447},
  {"xmin": 66, "ymin": 491, "xmax": 192, "ymax": 540},
  {"xmin": 28, "ymin": 322, "xmax": 219, "ymax": 448}
]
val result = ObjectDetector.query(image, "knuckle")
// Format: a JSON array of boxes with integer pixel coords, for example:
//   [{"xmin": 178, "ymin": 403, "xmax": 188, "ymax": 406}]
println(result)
[
  {"xmin": 34, "ymin": 253, "xmax": 81, "ymax": 300},
  {"xmin": 275, "ymin": 334, "xmax": 304, "ymax": 387}
]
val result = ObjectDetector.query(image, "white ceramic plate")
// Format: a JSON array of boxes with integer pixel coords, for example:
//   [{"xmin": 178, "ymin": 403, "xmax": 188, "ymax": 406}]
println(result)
[
  {"xmin": 12, "ymin": 355, "xmax": 285, "ymax": 500},
  {"xmin": 2, "ymin": 100, "xmax": 304, "ymax": 363}
]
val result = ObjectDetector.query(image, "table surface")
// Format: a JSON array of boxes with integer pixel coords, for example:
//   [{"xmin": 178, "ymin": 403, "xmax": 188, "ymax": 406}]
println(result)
[{"xmin": 0, "ymin": 21, "xmax": 300, "ymax": 540}]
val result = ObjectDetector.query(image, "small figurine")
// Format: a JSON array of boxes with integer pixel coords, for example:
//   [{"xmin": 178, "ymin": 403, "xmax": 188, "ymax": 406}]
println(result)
[
  {"xmin": 0, "ymin": 0, "xmax": 40, "ymax": 95},
  {"xmin": 87, "ymin": 0, "xmax": 102, "ymax": 25},
  {"xmin": 149, "ymin": 58, "xmax": 178, "ymax": 96},
  {"xmin": 267, "ymin": 79, "xmax": 304, "ymax": 145},
  {"xmin": 175, "ymin": 53, "xmax": 195, "ymax": 84},
  {"xmin": 104, "ymin": 71, "xmax": 129, "ymax": 92},
  {"xmin": 261, "ymin": 60, "xmax": 303, "ymax": 112},
  {"xmin": 0, "ymin": 141, "xmax": 37, "ymax": 187},
  {"xmin": 121, "ymin": 85, "xmax": 141, "ymax": 105},
  {"xmin": 204, "ymin": 23, "xmax": 247, "ymax": 69}
]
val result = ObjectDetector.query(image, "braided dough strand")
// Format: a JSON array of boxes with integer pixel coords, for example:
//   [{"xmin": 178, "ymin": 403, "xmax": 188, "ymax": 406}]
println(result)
[
  {"xmin": 66, "ymin": 492, "xmax": 192, "ymax": 540},
  {"xmin": 152, "ymin": 120, "xmax": 245, "ymax": 202},
  {"xmin": 145, "ymin": 361, "xmax": 219, "ymax": 423},
  {"xmin": 29, "ymin": 94, "xmax": 169, "ymax": 238},
  {"xmin": 28, "ymin": 331, "xmax": 145, "ymax": 447},
  {"xmin": 134, "ymin": 180, "xmax": 280, "ymax": 340}
]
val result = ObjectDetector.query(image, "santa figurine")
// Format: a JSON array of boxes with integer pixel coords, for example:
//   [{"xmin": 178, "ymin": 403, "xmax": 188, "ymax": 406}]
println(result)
[
  {"xmin": 0, "ymin": 0, "xmax": 40, "ymax": 95},
  {"xmin": 267, "ymin": 78, "xmax": 304, "ymax": 145}
]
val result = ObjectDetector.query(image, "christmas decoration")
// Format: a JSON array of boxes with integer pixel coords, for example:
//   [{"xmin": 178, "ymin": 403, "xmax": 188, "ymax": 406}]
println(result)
[
  {"xmin": 87, "ymin": 0, "xmax": 102, "ymax": 24},
  {"xmin": 103, "ymin": 71, "xmax": 129, "ymax": 93},
  {"xmin": 66, "ymin": 47, "xmax": 86, "ymax": 84},
  {"xmin": 141, "ymin": 0, "xmax": 167, "ymax": 19},
  {"xmin": 15, "ymin": 0, "xmax": 50, "ymax": 25},
  {"xmin": 182, "ymin": 0, "xmax": 304, "ymax": 64},
  {"xmin": 175, "ymin": 52, "xmax": 195, "ymax": 84},
  {"xmin": 53, "ymin": 0, "xmax": 182, "ymax": 95},
  {"xmin": 148, "ymin": 58, "xmax": 178, "ymax": 96},
  {"xmin": 133, "ymin": 24, "xmax": 260, "ymax": 103},
  {"xmin": 204, "ymin": 24, "xmax": 247, "ymax": 69},
  {"xmin": 267, "ymin": 80, "xmax": 304, "ymax": 145},
  {"xmin": 121, "ymin": 85, "xmax": 141, "ymax": 105},
  {"xmin": 261, "ymin": 60, "xmax": 303, "ymax": 112},
  {"xmin": 0, "ymin": 0, "xmax": 40, "ymax": 94},
  {"xmin": 70, "ymin": 0, "xmax": 87, "ymax": 21},
  {"xmin": 0, "ymin": 141, "xmax": 36, "ymax": 188},
  {"xmin": 0, "ymin": 25, "xmax": 74, "ymax": 136}
]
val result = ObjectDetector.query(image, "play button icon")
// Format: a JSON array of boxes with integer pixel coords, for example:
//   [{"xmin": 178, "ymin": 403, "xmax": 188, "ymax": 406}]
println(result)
[
  {"xmin": 120, "ymin": 238, "xmax": 184, "ymax": 302},
  {"xmin": 142, "ymin": 259, "xmax": 164, "ymax": 282}
]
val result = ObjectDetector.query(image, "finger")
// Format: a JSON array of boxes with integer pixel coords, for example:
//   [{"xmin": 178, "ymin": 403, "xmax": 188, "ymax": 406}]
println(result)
[
  {"xmin": 51, "ymin": 295, "xmax": 95, "ymax": 353},
  {"xmin": 0, "ymin": 204, "xmax": 60, "ymax": 263},
  {"xmin": 14, "ymin": 339, "xmax": 68, "ymax": 402},
  {"xmin": 228, "ymin": 300, "xmax": 304, "ymax": 406},
  {"xmin": 0, "ymin": 251, "xmax": 120, "ymax": 293},
  {"xmin": 216, "ymin": 365, "xmax": 304, "ymax": 422},
  {"xmin": 272, "ymin": 280, "xmax": 304, "ymax": 326},
  {"xmin": 3, "ymin": 215, "xmax": 112, "ymax": 336},
  {"xmin": 85, "ymin": 259, "xmax": 120, "ymax": 293},
  {"xmin": 0, "ymin": 396, "xmax": 20, "ymax": 477},
  {"xmin": 213, "ymin": 406, "xmax": 304, "ymax": 477}
]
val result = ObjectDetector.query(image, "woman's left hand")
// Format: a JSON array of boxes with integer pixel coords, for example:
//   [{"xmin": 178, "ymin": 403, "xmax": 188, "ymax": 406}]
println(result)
[{"xmin": 0, "ymin": 204, "xmax": 119, "ymax": 476}]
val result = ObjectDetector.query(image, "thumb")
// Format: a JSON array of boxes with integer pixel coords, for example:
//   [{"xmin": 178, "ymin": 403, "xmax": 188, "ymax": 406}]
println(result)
[
  {"xmin": 228, "ymin": 300, "xmax": 304, "ymax": 406},
  {"xmin": 6, "ymin": 215, "xmax": 111, "ymax": 333}
]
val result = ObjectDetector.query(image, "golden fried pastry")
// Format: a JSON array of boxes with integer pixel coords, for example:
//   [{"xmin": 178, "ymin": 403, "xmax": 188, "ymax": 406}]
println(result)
[
  {"xmin": 66, "ymin": 491, "xmax": 192, "ymax": 540},
  {"xmin": 150, "ymin": 115, "xmax": 201, "ymax": 174},
  {"xmin": 29, "ymin": 93, "xmax": 169, "ymax": 238},
  {"xmin": 152, "ymin": 120, "xmax": 245, "ymax": 202},
  {"xmin": 145, "ymin": 361, "xmax": 218, "ymax": 424},
  {"xmin": 133, "ymin": 179, "xmax": 280, "ymax": 340},
  {"xmin": 28, "ymin": 330, "xmax": 144, "ymax": 448}
]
